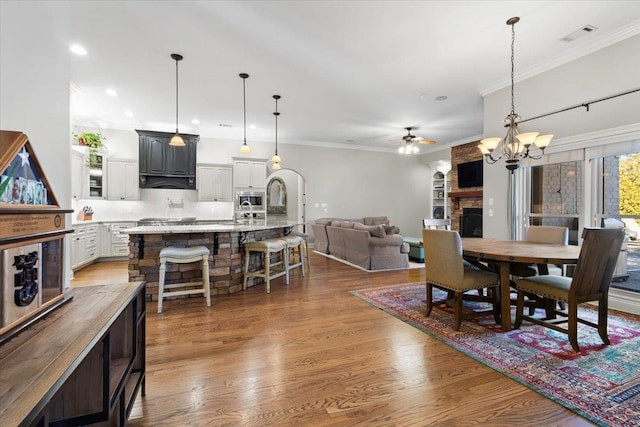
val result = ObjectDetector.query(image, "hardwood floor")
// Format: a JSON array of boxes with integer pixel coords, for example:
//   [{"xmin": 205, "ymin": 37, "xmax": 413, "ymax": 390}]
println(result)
[{"xmin": 72, "ymin": 255, "xmax": 594, "ymax": 426}]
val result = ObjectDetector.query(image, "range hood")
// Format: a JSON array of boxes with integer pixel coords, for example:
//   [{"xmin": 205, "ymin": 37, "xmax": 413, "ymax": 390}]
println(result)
[{"xmin": 136, "ymin": 129, "xmax": 198, "ymax": 189}]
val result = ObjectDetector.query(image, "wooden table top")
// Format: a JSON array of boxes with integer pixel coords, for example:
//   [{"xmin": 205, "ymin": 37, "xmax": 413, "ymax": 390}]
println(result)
[
  {"xmin": 461, "ymin": 238, "xmax": 581, "ymax": 265},
  {"xmin": 0, "ymin": 281, "xmax": 145, "ymax": 426}
]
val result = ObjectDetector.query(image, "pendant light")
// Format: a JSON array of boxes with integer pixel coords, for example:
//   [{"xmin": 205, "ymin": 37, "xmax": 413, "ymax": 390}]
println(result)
[
  {"xmin": 239, "ymin": 73, "xmax": 251, "ymax": 154},
  {"xmin": 169, "ymin": 53, "xmax": 185, "ymax": 147},
  {"xmin": 272, "ymin": 94, "xmax": 282, "ymax": 170},
  {"xmin": 478, "ymin": 17, "xmax": 552, "ymax": 171}
]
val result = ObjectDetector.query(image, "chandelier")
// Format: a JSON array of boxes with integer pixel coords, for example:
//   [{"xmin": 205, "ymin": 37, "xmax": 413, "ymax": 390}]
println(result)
[
  {"xmin": 272, "ymin": 95, "xmax": 282, "ymax": 170},
  {"xmin": 478, "ymin": 17, "xmax": 553, "ymax": 171}
]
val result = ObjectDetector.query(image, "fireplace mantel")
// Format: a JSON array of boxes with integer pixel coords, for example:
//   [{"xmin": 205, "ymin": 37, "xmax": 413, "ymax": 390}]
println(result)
[{"xmin": 448, "ymin": 190, "xmax": 483, "ymax": 209}]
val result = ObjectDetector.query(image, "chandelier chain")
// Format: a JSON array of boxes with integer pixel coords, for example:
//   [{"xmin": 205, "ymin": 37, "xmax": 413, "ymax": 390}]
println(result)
[
  {"xmin": 510, "ymin": 20, "xmax": 515, "ymax": 116},
  {"xmin": 175, "ymin": 58, "xmax": 179, "ymax": 132}
]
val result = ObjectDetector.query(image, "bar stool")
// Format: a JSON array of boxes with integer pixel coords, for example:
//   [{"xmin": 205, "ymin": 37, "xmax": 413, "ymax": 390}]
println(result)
[
  {"xmin": 158, "ymin": 245, "xmax": 211, "ymax": 313},
  {"xmin": 281, "ymin": 234, "xmax": 306, "ymax": 281},
  {"xmin": 288, "ymin": 230, "xmax": 310, "ymax": 269},
  {"xmin": 243, "ymin": 239, "xmax": 289, "ymax": 293}
]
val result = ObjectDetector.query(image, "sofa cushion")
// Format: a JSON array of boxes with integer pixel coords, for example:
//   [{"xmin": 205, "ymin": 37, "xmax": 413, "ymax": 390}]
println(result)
[
  {"xmin": 315, "ymin": 218, "xmax": 333, "ymax": 225},
  {"xmin": 363, "ymin": 216, "xmax": 390, "ymax": 226},
  {"xmin": 354, "ymin": 223, "xmax": 386, "ymax": 238},
  {"xmin": 341, "ymin": 221, "xmax": 356, "ymax": 229}
]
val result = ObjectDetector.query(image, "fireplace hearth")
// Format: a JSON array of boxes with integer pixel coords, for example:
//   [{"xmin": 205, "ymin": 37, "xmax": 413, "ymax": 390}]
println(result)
[{"xmin": 460, "ymin": 208, "xmax": 483, "ymax": 237}]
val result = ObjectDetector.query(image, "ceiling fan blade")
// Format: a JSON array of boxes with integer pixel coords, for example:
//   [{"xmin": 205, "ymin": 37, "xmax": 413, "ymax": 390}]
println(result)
[{"xmin": 418, "ymin": 139, "xmax": 437, "ymax": 145}]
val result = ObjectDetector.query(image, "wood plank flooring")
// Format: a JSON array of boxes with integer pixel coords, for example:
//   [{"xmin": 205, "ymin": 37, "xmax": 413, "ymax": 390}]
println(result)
[{"xmin": 72, "ymin": 254, "xmax": 594, "ymax": 426}]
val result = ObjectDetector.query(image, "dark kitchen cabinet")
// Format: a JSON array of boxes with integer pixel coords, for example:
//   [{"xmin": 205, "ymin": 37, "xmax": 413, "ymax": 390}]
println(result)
[{"xmin": 136, "ymin": 130, "xmax": 198, "ymax": 189}]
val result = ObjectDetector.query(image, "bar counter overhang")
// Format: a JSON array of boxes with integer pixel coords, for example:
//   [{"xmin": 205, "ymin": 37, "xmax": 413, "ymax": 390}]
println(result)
[{"xmin": 124, "ymin": 220, "xmax": 299, "ymax": 299}]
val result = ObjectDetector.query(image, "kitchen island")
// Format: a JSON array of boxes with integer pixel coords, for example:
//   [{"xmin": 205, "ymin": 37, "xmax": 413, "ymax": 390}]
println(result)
[{"xmin": 123, "ymin": 220, "xmax": 299, "ymax": 300}]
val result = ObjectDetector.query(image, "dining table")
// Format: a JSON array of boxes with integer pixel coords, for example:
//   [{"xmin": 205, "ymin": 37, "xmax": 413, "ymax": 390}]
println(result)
[{"xmin": 461, "ymin": 238, "xmax": 581, "ymax": 331}]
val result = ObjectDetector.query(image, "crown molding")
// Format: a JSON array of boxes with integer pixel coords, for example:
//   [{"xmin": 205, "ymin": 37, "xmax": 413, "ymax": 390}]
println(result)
[{"xmin": 479, "ymin": 20, "xmax": 640, "ymax": 97}]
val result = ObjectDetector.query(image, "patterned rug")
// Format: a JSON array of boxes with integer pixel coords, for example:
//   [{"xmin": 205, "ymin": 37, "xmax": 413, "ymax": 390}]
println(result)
[{"xmin": 350, "ymin": 283, "xmax": 640, "ymax": 427}]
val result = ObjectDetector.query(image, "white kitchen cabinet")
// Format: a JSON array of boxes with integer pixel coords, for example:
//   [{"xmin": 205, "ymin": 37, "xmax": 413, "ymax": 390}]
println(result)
[
  {"xmin": 107, "ymin": 222, "xmax": 135, "ymax": 257},
  {"xmin": 107, "ymin": 159, "xmax": 139, "ymax": 200},
  {"xmin": 233, "ymin": 159, "xmax": 266, "ymax": 189},
  {"xmin": 71, "ymin": 223, "xmax": 99, "ymax": 270},
  {"xmin": 197, "ymin": 164, "xmax": 232, "ymax": 201},
  {"xmin": 71, "ymin": 149, "xmax": 85, "ymax": 199}
]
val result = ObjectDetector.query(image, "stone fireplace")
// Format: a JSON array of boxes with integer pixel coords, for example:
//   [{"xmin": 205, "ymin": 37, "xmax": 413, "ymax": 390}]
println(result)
[{"xmin": 449, "ymin": 141, "xmax": 483, "ymax": 233}]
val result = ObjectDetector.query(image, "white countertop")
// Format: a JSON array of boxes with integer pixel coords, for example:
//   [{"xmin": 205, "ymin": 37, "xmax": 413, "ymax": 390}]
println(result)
[{"xmin": 122, "ymin": 221, "xmax": 298, "ymax": 234}]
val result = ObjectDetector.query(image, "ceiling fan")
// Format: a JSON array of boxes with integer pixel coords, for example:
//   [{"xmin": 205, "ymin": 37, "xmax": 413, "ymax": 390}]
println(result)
[{"xmin": 396, "ymin": 127, "xmax": 436, "ymax": 154}]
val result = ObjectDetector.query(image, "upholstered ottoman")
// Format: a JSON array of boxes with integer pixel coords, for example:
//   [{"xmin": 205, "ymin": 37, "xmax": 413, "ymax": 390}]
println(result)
[{"xmin": 403, "ymin": 237, "xmax": 423, "ymax": 263}]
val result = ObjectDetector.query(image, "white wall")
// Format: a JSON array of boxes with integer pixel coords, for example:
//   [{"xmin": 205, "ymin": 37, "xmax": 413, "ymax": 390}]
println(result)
[
  {"xmin": 482, "ymin": 34, "xmax": 640, "ymax": 239},
  {"xmin": 1, "ymin": 1, "xmax": 72, "ymax": 285},
  {"xmin": 1, "ymin": 1, "xmax": 71, "ymax": 204}
]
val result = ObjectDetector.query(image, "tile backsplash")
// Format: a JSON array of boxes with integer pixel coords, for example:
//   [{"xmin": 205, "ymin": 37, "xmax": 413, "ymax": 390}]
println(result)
[{"xmin": 71, "ymin": 189, "xmax": 233, "ymax": 222}]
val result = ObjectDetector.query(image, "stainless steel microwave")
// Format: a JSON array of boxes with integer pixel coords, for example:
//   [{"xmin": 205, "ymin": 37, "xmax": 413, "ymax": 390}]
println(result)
[{"xmin": 235, "ymin": 192, "xmax": 265, "ymax": 210}]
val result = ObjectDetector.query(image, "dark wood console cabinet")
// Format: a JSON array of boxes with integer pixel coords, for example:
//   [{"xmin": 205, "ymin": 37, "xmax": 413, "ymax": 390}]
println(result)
[{"xmin": 0, "ymin": 281, "xmax": 146, "ymax": 427}]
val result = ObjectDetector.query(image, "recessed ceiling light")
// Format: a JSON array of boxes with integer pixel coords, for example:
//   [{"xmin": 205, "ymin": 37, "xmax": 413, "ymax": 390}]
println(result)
[
  {"xmin": 69, "ymin": 44, "xmax": 87, "ymax": 55},
  {"xmin": 192, "ymin": 119, "xmax": 200, "ymax": 124},
  {"xmin": 124, "ymin": 110, "xmax": 134, "ymax": 117},
  {"xmin": 435, "ymin": 95, "xmax": 448, "ymax": 101},
  {"xmin": 249, "ymin": 124, "xmax": 256, "ymax": 130},
  {"xmin": 559, "ymin": 25, "xmax": 598, "ymax": 42},
  {"xmin": 105, "ymin": 88, "xmax": 118, "ymax": 97},
  {"xmin": 219, "ymin": 124, "xmax": 232, "ymax": 127}
]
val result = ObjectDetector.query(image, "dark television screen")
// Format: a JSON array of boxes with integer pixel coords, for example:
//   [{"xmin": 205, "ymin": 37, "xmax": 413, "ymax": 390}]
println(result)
[{"xmin": 457, "ymin": 160, "xmax": 483, "ymax": 188}]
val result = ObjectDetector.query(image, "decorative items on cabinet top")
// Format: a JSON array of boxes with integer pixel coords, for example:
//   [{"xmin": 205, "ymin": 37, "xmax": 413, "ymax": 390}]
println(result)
[{"xmin": 0, "ymin": 129, "xmax": 73, "ymax": 346}]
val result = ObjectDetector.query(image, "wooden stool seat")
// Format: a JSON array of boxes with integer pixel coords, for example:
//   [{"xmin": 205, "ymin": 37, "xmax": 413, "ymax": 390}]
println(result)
[
  {"xmin": 281, "ymin": 235, "xmax": 306, "ymax": 280},
  {"xmin": 158, "ymin": 245, "xmax": 211, "ymax": 313},
  {"xmin": 243, "ymin": 239, "xmax": 289, "ymax": 293}
]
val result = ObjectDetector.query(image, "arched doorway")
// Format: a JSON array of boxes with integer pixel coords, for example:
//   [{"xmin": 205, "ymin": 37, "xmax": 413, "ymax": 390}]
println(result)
[{"xmin": 266, "ymin": 168, "xmax": 307, "ymax": 232}]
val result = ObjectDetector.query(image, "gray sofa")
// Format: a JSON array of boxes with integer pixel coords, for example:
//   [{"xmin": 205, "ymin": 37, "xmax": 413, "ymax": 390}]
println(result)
[{"xmin": 311, "ymin": 217, "xmax": 409, "ymax": 270}]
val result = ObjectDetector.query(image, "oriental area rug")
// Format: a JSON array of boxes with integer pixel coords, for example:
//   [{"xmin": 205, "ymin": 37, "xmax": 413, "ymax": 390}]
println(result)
[{"xmin": 350, "ymin": 283, "xmax": 640, "ymax": 427}]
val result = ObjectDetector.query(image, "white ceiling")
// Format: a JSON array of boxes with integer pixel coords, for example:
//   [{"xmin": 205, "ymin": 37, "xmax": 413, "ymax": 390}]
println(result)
[{"xmin": 69, "ymin": 1, "xmax": 640, "ymax": 153}]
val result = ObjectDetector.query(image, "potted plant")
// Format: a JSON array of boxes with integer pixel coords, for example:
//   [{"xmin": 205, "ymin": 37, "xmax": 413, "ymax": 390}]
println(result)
[{"xmin": 73, "ymin": 132, "xmax": 106, "ymax": 167}]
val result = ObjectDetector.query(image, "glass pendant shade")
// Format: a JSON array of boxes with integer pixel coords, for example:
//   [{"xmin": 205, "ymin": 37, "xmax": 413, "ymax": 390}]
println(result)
[
  {"xmin": 169, "ymin": 133, "xmax": 185, "ymax": 147},
  {"xmin": 480, "ymin": 137, "xmax": 501, "ymax": 151},
  {"xmin": 515, "ymin": 132, "xmax": 539, "ymax": 146},
  {"xmin": 534, "ymin": 134, "xmax": 553, "ymax": 148},
  {"xmin": 272, "ymin": 162, "xmax": 282, "ymax": 170},
  {"xmin": 271, "ymin": 153, "xmax": 281, "ymax": 163},
  {"xmin": 240, "ymin": 142, "xmax": 251, "ymax": 154}
]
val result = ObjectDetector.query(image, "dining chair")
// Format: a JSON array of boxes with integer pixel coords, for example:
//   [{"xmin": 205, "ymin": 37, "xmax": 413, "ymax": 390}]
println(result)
[
  {"xmin": 422, "ymin": 218, "xmax": 451, "ymax": 229},
  {"xmin": 510, "ymin": 226, "xmax": 569, "ymax": 278},
  {"xmin": 514, "ymin": 227, "xmax": 625, "ymax": 352},
  {"xmin": 423, "ymin": 228, "xmax": 500, "ymax": 330}
]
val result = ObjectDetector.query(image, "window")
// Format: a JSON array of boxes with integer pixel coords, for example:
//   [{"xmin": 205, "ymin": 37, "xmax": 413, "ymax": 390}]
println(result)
[{"xmin": 526, "ymin": 161, "xmax": 582, "ymax": 245}]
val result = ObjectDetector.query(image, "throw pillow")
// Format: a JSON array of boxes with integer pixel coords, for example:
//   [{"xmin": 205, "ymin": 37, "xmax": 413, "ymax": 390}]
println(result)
[
  {"xmin": 316, "ymin": 218, "xmax": 333, "ymax": 226},
  {"xmin": 355, "ymin": 223, "xmax": 386, "ymax": 238},
  {"xmin": 341, "ymin": 221, "xmax": 356, "ymax": 229}
]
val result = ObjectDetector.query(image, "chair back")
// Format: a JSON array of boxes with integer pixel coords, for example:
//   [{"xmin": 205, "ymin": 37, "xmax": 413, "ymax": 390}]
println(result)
[
  {"xmin": 423, "ymin": 218, "xmax": 451, "ymax": 230},
  {"xmin": 570, "ymin": 227, "xmax": 625, "ymax": 299},
  {"xmin": 526, "ymin": 226, "xmax": 568, "ymax": 245},
  {"xmin": 423, "ymin": 228, "xmax": 463, "ymax": 287}
]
